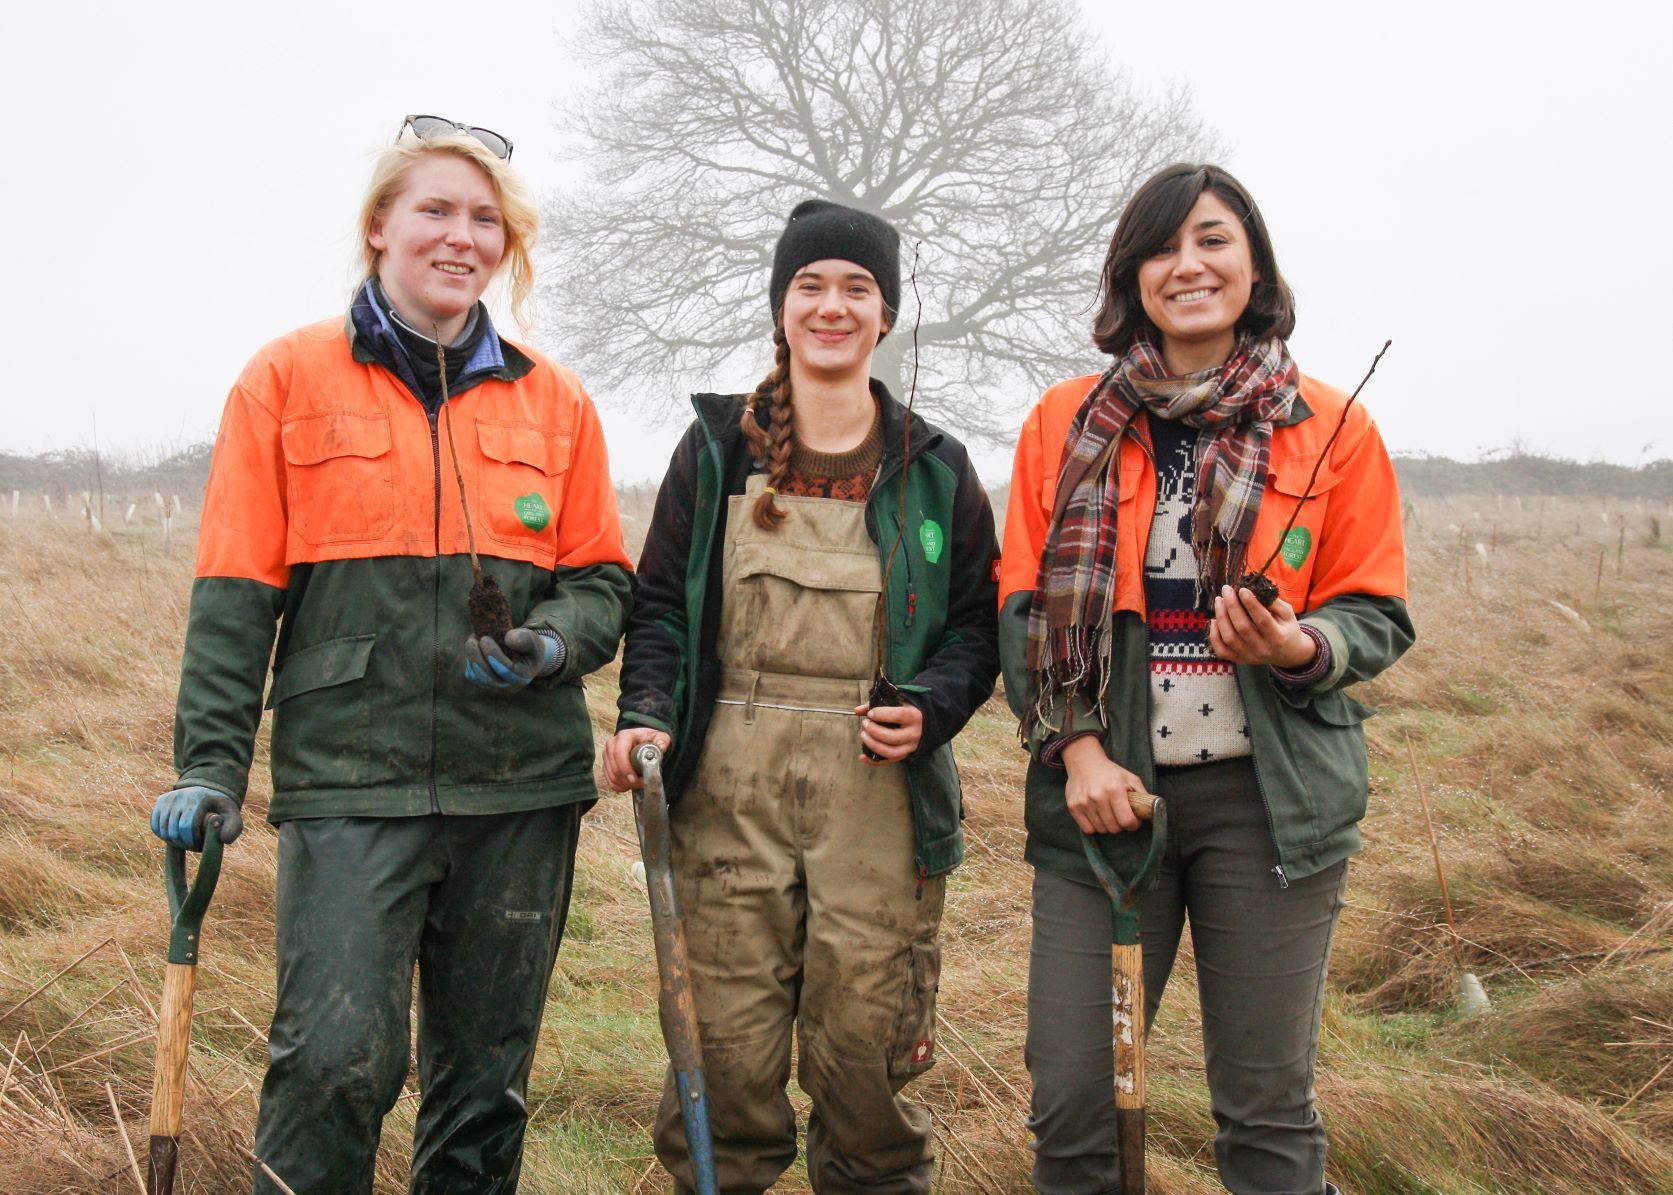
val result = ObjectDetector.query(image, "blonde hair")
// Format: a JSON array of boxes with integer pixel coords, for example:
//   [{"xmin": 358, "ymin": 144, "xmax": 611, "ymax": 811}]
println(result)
[{"xmin": 355, "ymin": 131, "xmax": 539, "ymax": 331}]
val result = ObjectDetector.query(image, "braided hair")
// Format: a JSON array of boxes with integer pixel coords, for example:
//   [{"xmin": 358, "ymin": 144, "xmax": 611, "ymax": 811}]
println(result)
[{"xmin": 739, "ymin": 325, "xmax": 794, "ymax": 530}]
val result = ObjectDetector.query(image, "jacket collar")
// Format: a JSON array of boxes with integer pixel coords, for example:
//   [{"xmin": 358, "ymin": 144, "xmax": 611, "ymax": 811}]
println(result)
[
  {"xmin": 345, "ymin": 281, "xmax": 536, "ymax": 384},
  {"xmin": 1276, "ymin": 392, "xmax": 1313, "ymax": 428}
]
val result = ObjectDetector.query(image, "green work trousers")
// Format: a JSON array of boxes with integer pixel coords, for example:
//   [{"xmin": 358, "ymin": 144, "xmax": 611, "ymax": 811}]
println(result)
[{"xmin": 251, "ymin": 805, "xmax": 583, "ymax": 1194}]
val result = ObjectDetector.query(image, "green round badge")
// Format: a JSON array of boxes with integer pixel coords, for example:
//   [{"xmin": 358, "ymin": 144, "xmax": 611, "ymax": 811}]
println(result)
[
  {"xmin": 1280, "ymin": 526, "xmax": 1312, "ymax": 569},
  {"xmin": 514, "ymin": 492, "xmax": 551, "ymax": 533},
  {"xmin": 918, "ymin": 519, "xmax": 945, "ymax": 564}
]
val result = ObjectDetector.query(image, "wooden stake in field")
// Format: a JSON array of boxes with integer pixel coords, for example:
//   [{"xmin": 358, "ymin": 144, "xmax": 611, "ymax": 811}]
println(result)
[{"xmin": 1404, "ymin": 733, "xmax": 1489, "ymax": 1015}]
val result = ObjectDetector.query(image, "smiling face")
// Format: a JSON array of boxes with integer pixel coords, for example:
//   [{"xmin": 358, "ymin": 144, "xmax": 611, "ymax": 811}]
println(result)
[
  {"xmin": 367, "ymin": 153, "xmax": 506, "ymax": 342},
  {"xmin": 1136, "ymin": 191, "xmax": 1259, "ymax": 373},
  {"xmin": 779, "ymin": 259, "xmax": 888, "ymax": 383}
]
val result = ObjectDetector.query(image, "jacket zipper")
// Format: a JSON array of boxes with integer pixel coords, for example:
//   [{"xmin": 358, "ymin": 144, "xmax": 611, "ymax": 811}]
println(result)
[
  {"xmin": 427, "ymin": 408, "xmax": 443, "ymax": 815},
  {"xmin": 869, "ymin": 431, "xmax": 937, "ymax": 882}
]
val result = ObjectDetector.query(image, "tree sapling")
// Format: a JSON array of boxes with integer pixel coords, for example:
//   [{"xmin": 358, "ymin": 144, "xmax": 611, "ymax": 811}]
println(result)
[
  {"xmin": 435, "ymin": 332, "xmax": 513, "ymax": 646},
  {"xmin": 1238, "ymin": 340, "xmax": 1393, "ymax": 607}
]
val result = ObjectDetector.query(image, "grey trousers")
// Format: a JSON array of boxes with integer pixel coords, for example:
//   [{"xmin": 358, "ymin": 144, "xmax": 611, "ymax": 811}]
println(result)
[
  {"xmin": 252, "ymin": 806, "xmax": 583, "ymax": 1195},
  {"xmin": 1026, "ymin": 758, "xmax": 1348, "ymax": 1195}
]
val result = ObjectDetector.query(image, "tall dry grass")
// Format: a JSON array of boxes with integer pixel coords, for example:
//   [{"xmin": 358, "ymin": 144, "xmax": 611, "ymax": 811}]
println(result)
[{"xmin": 0, "ymin": 491, "xmax": 1668, "ymax": 1193}]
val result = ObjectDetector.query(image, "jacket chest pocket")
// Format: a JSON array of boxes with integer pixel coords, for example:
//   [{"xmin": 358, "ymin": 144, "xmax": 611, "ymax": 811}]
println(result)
[
  {"xmin": 281, "ymin": 412, "xmax": 395, "ymax": 545},
  {"xmin": 1255, "ymin": 455, "xmax": 1344, "ymax": 611},
  {"xmin": 474, "ymin": 419, "xmax": 571, "ymax": 549}
]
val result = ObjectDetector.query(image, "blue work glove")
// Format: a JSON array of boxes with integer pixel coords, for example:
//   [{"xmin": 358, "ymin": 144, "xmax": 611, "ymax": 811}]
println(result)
[
  {"xmin": 463, "ymin": 627, "xmax": 562, "ymax": 692},
  {"xmin": 149, "ymin": 786, "xmax": 244, "ymax": 851}
]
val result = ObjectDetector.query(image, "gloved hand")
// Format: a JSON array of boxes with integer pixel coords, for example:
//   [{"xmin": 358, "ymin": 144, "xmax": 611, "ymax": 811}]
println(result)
[
  {"xmin": 463, "ymin": 627, "xmax": 561, "ymax": 692},
  {"xmin": 149, "ymin": 786, "xmax": 244, "ymax": 851}
]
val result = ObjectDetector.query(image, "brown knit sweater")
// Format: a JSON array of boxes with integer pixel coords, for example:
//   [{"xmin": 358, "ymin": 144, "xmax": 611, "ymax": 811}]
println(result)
[{"xmin": 778, "ymin": 403, "xmax": 884, "ymax": 501}]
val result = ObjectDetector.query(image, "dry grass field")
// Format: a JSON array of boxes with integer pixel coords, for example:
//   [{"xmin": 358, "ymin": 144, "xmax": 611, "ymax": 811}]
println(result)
[{"xmin": 0, "ymin": 489, "xmax": 1668, "ymax": 1193}]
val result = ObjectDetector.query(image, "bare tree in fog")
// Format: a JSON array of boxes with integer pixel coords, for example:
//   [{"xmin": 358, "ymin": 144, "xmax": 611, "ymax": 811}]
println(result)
[{"xmin": 540, "ymin": 0, "xmax": 1217, "ymax": 441}]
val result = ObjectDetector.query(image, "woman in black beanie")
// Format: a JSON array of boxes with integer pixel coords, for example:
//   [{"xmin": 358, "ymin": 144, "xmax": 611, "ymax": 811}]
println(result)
[{"xmin": 604, "ymin": 199, "xmax": 1001, "ymax": 1193}]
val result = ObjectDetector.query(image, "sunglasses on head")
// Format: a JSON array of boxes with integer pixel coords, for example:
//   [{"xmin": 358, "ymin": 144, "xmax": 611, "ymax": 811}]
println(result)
[{"xmin": 398, "ymin": 115, "xmax": 514, "ymax": 161}]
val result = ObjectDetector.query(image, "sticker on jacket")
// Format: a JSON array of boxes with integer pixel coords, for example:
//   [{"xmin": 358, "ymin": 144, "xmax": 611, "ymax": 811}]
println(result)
[
  {"xmin": 911, "ymin": 1038, "xmax": 933, "ymax": 1063},
  {"xmin": 918, "ymin": 519, "xmax": 944, "ymax": 564},
  {"xmin": 515, "ymin": 492, "xmax": 551, "ymax": 533},
  {"xmin": 1280, "ymin": 526, "xmax": 1312, "ymax": 569}
]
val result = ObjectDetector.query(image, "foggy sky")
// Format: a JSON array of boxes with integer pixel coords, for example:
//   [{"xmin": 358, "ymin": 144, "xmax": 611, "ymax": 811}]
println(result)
[{"xmin": 3, "ymin": 0, "xmax": 1668, "ymax": 482}]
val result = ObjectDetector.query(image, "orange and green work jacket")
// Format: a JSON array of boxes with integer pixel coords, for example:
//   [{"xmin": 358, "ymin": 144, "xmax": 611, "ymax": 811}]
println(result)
[
  {"xmin": 173, "ymin": 296, "xmax": 633, "ymax": 821},
  {"xmin": 999, "ymin": 373, "xmax": 1415, "ymax": 889}
]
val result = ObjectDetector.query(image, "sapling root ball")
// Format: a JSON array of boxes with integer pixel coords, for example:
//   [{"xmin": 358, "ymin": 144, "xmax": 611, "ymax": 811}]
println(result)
[
  {"xmin": 1238, "ymin": 571, "xmax": 1280, "ymax": 608},
  {"xmin": 862, "ymin": 673, "xmax": 905, "ymax": 762},
  {"xmin": 469, "ymin": 575, "xmax": 514, "ymax": 645}
]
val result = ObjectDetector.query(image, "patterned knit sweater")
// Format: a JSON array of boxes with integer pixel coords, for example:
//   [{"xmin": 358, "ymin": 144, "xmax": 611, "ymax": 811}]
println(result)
[{"xmin": 1144, "ymin": 415, "xmax": 1253, "ymax": 766}]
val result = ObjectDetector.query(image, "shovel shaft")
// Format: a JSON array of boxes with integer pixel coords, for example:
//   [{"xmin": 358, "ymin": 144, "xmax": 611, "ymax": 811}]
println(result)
[
  {"xmin": 147, "ymin": 962, "xmax": 195, "ymax": 1193},
  {"xmin": 633, "ymin": 744, "xmax": 719, "ymax": 1195},
  {"xmin": 147, "ymin": 811, "xmax": 224, "ymax": 1195},
  {"xmin": 1112, "ymin": 942, "xmax": 1146, "ymax": 1194}
]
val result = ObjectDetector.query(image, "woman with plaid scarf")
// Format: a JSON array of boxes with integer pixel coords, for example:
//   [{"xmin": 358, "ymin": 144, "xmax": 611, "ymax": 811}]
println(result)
[{"xmin": 998, "ymin": 164, "xmax": 1414, "ymax": 1195}]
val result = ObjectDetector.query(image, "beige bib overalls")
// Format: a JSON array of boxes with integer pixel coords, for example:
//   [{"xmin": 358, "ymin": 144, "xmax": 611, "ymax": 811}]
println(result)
[{"xmin": 652, "ymin": 476, "xmax": 946, "ymax": 1195}]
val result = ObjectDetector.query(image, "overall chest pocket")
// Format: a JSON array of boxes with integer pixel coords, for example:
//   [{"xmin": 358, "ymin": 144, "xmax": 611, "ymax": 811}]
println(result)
[
  {"xmin": 720, "ymin": 497, "xmax": 881, "ymax": 680},
  {"xmin": 1256, "ymin": 457, "xmax": 1344, "ymax": 611},
  {"xmin": 281, "ymin": 412, "xmax": 395, "ymax": 545},
  {"xmin": 474, "ymin": 420, "xmax": 571, "ymax": 550}
]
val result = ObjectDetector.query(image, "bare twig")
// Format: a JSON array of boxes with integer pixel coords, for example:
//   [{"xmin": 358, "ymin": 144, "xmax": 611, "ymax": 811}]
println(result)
[
  {"xmin": 927, "ymin": 1105, "xmax": 1006, "ymax": 1194},
  {"xmin": 433, "ymin": 329, "xmax": 483, "ymax": 581},
  {"xmin": 1252, "ymin": 340, "xmax": 1391, "ymax": 578},
  {"xmin": 244, "ymin": 1146, "xmax": 300, "ymax": 1195},
  {"xmin": 1615, "ymin": 1057, "xmax": 1672, "ymax": 1115},
  {"xmin": 105, "ymin": 1082, "xmax": 147, "ymax": 1195},
  {"xmin": 936, "ymin": 1011, "xmax": 1028, "ymax": 1106},
  {"xmin": 0, "ymin": 937, "xmax": 115, "ymax": 1023}
]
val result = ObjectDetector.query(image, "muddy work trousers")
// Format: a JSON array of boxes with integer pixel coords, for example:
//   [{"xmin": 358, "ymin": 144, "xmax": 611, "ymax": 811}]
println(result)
[
  {"xmin": 653, "ymin": 671, "xmax": 946, "ymax": 1195},
  {"xmin": 1026, "ymin": 758, "xmax": 1348, "ymax": 1195},
  {"xmin": 252, "ymin": 805, "xmax": 582, "ymax": 1194}
]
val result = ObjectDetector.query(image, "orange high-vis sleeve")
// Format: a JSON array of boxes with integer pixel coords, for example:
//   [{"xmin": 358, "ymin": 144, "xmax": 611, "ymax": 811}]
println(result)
[
  {"xmin": 196, "ymin": 377, "xmax": 291, "ymax": 590},
  {"xmin": 999, "ymin": 398, "xmax": 1053, "ymax": 609}
]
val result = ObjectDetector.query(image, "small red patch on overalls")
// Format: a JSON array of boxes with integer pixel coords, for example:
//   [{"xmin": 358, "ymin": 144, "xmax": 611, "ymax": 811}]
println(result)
[
  {"xmin": 912, "ymin": 1039, "xmax": 933, "ymax": 1063},
  {"xmin": 990, "ymin": 558, "xmax": 1002, "ymax": 583}
]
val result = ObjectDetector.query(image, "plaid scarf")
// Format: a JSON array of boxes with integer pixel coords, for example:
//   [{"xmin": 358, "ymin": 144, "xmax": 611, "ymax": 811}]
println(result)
[{"xmin": 1022, "ymin": 333, "xmax": 1299, "ymax": 738}]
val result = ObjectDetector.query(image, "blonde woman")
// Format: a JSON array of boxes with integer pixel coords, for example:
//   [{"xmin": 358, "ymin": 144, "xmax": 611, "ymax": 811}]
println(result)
[{"xmin": 149, "ymin": 116, "xmax": 632, "ymax": 1192}]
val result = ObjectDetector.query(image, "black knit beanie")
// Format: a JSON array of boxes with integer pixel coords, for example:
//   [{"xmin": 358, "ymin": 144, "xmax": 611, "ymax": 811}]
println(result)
[{"xmin": 768, "ymin": 199, "xmax": 901, "ymax": 330}]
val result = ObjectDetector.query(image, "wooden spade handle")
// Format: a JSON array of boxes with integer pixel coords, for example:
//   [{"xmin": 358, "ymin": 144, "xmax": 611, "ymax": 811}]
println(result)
[
  {"xmin": 1127, "ymin": 790, "xmax": 1157, "ymax": 821},
  {"xmin": 1113, "ymin": 941, "xmax": 1147, "ymax": 1193},
  {"xmin": 147, "ymin": 962, "xmax": 195, "ymax": 1192}
]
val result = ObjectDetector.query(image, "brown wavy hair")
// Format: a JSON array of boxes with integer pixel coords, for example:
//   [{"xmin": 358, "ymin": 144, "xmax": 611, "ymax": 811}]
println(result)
[
  {"xmin": 1091, "ymin": 163, "xmax": 1294, "ymax": 357},
  {"xmin": 738, "ymin": 325, "xmax": 794, "ymax": 529}
]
